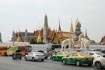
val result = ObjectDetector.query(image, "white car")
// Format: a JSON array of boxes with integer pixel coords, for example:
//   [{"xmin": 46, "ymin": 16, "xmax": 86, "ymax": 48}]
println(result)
[
  {"xmin": 88, "ymin": 51, "xmax": 104, "ymax": 58},
  {"xmin": 84, "ymin": 51, "xmax": 105, "ymax": 69},
  {"xmin": 24, "ymin": 52, "xmax": 45, "ymax": 62},
  {"xmin": 93, "ymin": 53, "xmax": 105, "ymax": 69},
  {"xmin": 81, "ymin": 50, "xmax": 105, "ymax": 69}
]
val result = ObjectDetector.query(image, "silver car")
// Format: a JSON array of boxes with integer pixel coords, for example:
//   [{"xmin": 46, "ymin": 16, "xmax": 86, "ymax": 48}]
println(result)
[{"xmin": 24, "ymin": 52, "xmax": 45, "ymax": 62}]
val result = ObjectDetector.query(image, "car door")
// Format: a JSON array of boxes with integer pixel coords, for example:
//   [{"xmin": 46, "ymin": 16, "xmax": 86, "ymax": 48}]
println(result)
[
  {"xmin": 52, "ymin": 53, "xmax": 58, "ymax": 60},
  {"xmin": 57, "ymin": 53, "xmax": 63, "ymax": 60},
  {"xmin": 69, "ymin": 53, "xmax": 78, "ymax": 64},
  {"xmin": 66, "ymin": 54, "xmax": 72, "ymax": 64},
  {"xmin": 55, "ymin": 53, "xmax": 60, "ymax": 60}
]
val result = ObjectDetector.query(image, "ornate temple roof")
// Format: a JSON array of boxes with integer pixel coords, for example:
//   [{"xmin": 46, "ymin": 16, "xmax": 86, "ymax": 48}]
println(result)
[
  {"xmin": 11, "ymin": 15, "xmax": 93, "ymax": 44},
  {"xmin": 37, "ymin": 30, "xmax": 42, "ymax": 43},
  {"xmin": 70, "ymin": 18, "xmax": 74, "ymax": 33},
  {"xmin": 100, "ymin": 36, "xmax": 105, "ymax": 44},
  {"xmin": 76, "ymin": 19, "xmax": 81, "ymax": 28},
  {"xmin": 44, "ymin": 14, "xmax": 48, "ymax": 28}
]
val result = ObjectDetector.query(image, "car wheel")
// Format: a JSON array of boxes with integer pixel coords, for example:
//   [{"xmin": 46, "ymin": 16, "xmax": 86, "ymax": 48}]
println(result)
[
  {"xmin": 95, "ymin": 62, "xmax": 102, "ymax": 69},
  {"xmin": 88, "ymin": 64, "xmax": 92, "ymax": 66},
  {"xmin": 25, "ymin": 57, "xmax": 27, "ymax": 61},
  {"xmin": 12, "ymin": 57, "xmax": 15, "ymax": 60},
  {"xmin": 20, "ymin": 57, "xmax": 21, "ymax": 60},
  {"xmin": 32, "ymin": 57, "xmax": 35, "ymax": 61},
  {"xmin": 62, "ymin": 60, "xmax": 66, "ymax": 65},
  {"xmin": 4, "ymin": 52, "xmax": 7, "ymax": 56},
  {"xmin": 41, "ymin": 59, "xmax": 44, "ymax": 62},
  {"xmin": 45, "ymin": 57, "xmax": 48, "ymax": 59},
  {"xmin": 76, "ymin": 61, "xmax": 81, "ymax": 66}
]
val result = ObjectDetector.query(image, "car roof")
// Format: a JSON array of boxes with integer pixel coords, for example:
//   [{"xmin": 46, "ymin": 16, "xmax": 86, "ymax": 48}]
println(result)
[{"xmin": 30, "ymin": 51, "xmax": 42, "ymax": 53}]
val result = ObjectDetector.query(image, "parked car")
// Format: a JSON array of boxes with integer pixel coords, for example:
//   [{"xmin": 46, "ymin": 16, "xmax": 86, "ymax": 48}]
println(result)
[
  {"xmin": 93, "ymin": 52, "xmax": 105, "ymax": 69},
  {"xmin": 84, "ymin": 51, "xmax": 104, "ymax": 58},
  {"xmin": 24, "ymin": 52, "xmax": 45, "ymax": 62},
  {"xmin": 12, "ymin": 50, "xmax": 22, "ymax": 60},
  {"xmin": 99, "ymin": 49, "xmax": 105, "ymax": 54},
  {"xmin": 51, "ymin": 51, "xmax": 70, "ymax": 61},
  {"xmin": 37, "ymin": 50, "xmax": 50, "ymax": 59},
  {"xmin": 62, "ymin": 52, "xmax": 93, "ymax": 66}
]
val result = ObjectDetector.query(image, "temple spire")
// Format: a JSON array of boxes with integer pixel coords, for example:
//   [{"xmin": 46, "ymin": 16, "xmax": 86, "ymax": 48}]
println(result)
[
  {"xmin": 75, "ymin": 18, "xmax": 82, "ymax": 38},
  {"xmin": 44, "ymin": 14, "xmax": 48, "ymax": 28},
  {"xmin": 17, "ymin": 32, "xmax": 21, "ymax": 42},
  {"xmin": 25, "ymin": 29, "xmax": 28, "ymax": 42},
  {"xmin": 85, "ymin": 29, "xmax": 88, "ymax": 38},
  {"xmin": 37, "ymin": 30, "xmax": 42, "ymax": 43},
  {"xmin": 0, "ymin": 32, "xmax": 2, "ymax": 43},
  {"xmin": 11, "ymin": 31, "xmax": 17, "ymax": 42},
  {"xmin": 85, "ymin": 29, "xmax": 90, "ymax": 40},
  {"xmin": 43, "ymin": 14, "xmax": 48, "ymax": 44},
  {"xmin": 58, "ymin": 17, "xmax": 61, "ymax": 32},
  {"xmin": 70, "ymin": 18, "xmax": 74, "ymax": 32}
]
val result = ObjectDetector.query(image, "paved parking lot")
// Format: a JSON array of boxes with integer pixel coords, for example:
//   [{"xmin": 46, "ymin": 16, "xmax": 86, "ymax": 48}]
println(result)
[{"xmin": 0, "ymin": 56, "xmax": 103, "ymax": 70}]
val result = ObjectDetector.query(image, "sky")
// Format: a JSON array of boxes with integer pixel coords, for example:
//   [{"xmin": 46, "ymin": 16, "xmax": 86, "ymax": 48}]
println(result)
[{"xmin": 0, "ymin": 0, "xmax": 105, "ymax": 42}]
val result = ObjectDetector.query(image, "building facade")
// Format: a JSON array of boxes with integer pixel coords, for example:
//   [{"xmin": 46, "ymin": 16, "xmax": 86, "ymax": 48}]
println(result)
[{"xmin": 11, "ymin": 15, "xmax": 86, "ymax": 44}]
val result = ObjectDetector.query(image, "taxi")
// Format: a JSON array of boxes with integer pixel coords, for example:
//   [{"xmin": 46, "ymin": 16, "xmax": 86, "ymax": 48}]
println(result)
[
  {"xmin": 62, "ymin": 52, "xmax": 93, "ymax": 66},
  {"xmin": 51, "ymin": 51, "xmax": 69, "ymax": 61}
]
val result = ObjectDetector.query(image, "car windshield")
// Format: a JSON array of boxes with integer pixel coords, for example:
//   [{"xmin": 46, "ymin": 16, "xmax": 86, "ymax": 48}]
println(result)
[
  {"xmin": 80, "ymin": 52, "xmax": 89, "ymax": 56},
  {"xmin": 64, "ymin": 51, "xmax": 70, "ymax": 55},
  {"xmin": 95, "ymin": 51, "xmax": 104, "ymax": 56},
  {"xmin": 35, "ymin": 52, "xmax": 43, "ymax": 55},
  {"xmin": 54, "ymin": 48, "xmax": 61, "ymax": 52}
]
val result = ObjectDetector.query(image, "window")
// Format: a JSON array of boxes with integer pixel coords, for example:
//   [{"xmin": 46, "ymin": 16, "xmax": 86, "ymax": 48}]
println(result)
[
  {"xmin": 72, "ymin": 53, "xmax": 78, "ymax": 56},
  {"xmin": 57, "ymin": 52, "xmax": 63, "ymax": 55},
  {"xmin": 80, "ymin": 52, "xmax": 89, "ymax": 56},
  {"xmin": 89, "ymin": 53, "xmax": 94, "ymax": 55}
]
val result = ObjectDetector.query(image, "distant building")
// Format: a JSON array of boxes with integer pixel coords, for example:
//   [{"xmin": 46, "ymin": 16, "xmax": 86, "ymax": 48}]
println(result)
[
  {"xmin": 11, "ymin": 30, "xmax": 33, "ymax": 42},
  {"xmin": 11, "ymin": 15, "xmax": 92, "ymax": 44},
  {"xmin": 84, "ymin": 29, "xmax": 96, "ymax": 44},
  {"xmin": 100, "ymin": 36, "xmax": 105, "ymax": 45},
  {"xmin": 85, "ymin": 30, "xmax": 90, "ymax": 40},
  {"xmin": 11, "ymin": 31, "xmax": 17, "ymax": 42},
  {"xmin": 75, "ymin": 19, "xmax": 82, "ymax": 39},
  {"xmin": 0, "ymin": 32, "xmax": 2, "ymax": 42}
]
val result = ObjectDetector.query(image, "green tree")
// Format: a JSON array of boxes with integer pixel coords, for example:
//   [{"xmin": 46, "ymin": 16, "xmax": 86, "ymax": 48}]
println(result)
[
  {"xmin": 28, "ymin": 38, "xmax": 37, "ymax": 44},
  {"xmin": 37, "ymin": 42, "xmax": 45, "ymax": 44}
]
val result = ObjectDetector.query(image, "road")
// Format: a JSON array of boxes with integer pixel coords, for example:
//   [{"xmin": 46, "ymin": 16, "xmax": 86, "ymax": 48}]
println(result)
[{"xmin": 0, "ymin": 56, "xmax": 100, "ymax": 70}]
